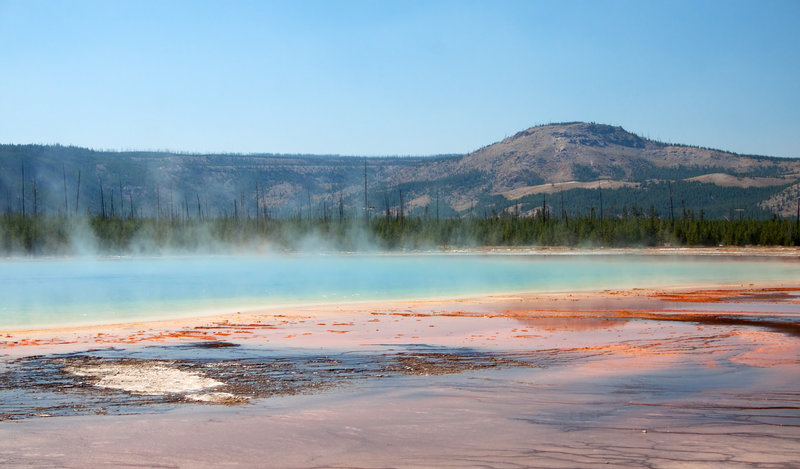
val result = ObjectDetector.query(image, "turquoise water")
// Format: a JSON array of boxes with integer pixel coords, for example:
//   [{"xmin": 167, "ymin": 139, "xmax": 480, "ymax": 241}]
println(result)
[{"xmin": 1, "ymin": 253, "xmax": 799, "ymax": 329}]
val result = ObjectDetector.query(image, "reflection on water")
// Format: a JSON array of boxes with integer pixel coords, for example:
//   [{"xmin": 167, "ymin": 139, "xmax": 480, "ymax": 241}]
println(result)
[{"xmin": 514, "ymin": 317, "xmax": 628, "ymax": 331}]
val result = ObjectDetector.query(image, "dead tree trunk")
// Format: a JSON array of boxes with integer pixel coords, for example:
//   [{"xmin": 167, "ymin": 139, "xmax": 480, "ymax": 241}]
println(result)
[{"xmin": 75, "ymin": 170, "xmax": 81, "ymax": 215}]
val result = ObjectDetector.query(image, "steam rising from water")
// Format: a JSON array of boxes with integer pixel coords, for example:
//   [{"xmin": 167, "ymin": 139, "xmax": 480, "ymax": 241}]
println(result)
[{"xmin": 1, "ymin": 253, "xmax": 799, "ymax": 330}]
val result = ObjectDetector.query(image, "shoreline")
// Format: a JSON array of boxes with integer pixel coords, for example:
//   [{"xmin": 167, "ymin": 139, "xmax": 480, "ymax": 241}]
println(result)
[
  {"xmin": 3, "ymin": 281, "xmax": 799, "ymax": 358},
  {"xmin": 2, "ymin": 245, "xmax": 799, "ymax": 334},
  {"xmin": 4, "ymin": 244, "xmax": 800, "ymax": 260},
  {"xmin": 2, "ymin": 281, "xmax": 799, "ymax": 466},
  {"xmin": 471, "ymin": 244, "xmax": 800, "ymax": 257}
]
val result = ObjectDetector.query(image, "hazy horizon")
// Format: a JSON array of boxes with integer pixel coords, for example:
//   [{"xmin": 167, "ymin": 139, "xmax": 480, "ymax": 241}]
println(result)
[{"xmin": 3, "ymin": 120, "xmax": 798, "ymax": 160}]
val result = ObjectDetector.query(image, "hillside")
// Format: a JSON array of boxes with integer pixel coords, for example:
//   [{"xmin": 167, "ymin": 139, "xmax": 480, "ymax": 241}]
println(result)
[{"xmin": 2, "ymin": 123, "xmax": 799, "ymax": 220}]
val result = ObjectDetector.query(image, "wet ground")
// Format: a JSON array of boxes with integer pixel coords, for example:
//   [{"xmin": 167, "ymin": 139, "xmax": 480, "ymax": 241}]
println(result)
[
  {"xmin": 0, "ymin": 343, "xmax": 537, "ymax": 420},
  {"xmin": 1, "ymin": 284, "xmax": 799, "ymax": 467},
  {"xmin": 2, "ymin": 339, "xmax": 798, "ymax": 468}
]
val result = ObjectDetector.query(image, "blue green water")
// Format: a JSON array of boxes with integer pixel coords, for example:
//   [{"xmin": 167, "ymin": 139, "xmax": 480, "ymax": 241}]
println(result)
[{"xmin": 1, "ymin": 253, "xmax": 799, "ymax": 329}]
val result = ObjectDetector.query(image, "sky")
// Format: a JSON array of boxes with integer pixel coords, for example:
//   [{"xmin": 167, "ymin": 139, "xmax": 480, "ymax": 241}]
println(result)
[{"xmin": 0, "ymin": 0, "xmax": 798, "ymax": 157}]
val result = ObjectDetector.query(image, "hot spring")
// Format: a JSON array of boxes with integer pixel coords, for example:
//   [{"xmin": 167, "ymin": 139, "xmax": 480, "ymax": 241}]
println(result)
[{"xmin": 1, "ymin": 253, "xmax": 799, "ymax": 329}]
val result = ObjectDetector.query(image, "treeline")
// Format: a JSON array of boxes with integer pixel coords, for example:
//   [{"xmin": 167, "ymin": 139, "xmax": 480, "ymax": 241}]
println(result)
[
  {"xmin": 371, "ymin": 214, "xmax": 800, "ymax": 248},
  {"xmin": 2, "ymin": 210, "xmax": 799, "ymax": 255},
  {"xmin": 5, "ymin": 143, "xmax": 799, "ymax": 223},
  {"xmin": 477, "ymin": 181, "xmax": 793, "ymax": 221},
  {"xmin": 0, "ymin": 144, "xmax": 447, "ymax": 220}
]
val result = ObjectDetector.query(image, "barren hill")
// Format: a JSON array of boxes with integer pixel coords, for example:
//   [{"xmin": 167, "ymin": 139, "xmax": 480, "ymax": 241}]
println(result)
[
  {"xmin": 2, "ymin": 122, "xmax": 800, "ymax": 219},
  {"xmin": 459, "ymin": 122, "xmax": 799, "ymax": 192}
]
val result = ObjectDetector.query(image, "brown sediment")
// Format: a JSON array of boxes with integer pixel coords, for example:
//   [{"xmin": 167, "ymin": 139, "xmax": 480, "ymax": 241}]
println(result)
[
  {"xmin": 388, "ymin": 353, "xmax": 539, "ymax": 376},
  {"xmin": 1, "ymin": 284, "xmax": 799, "ymax": 358},
  {"xmin": 609, "ymin": 312, "xmax": 800, "ymax": 338},
  {"xmin": 651, "ymin": 287, "xmax": 800, "ymax": 303},
  {"xmin": 0, "ymin": 346, "xmax": 545, "ymax": 420}
]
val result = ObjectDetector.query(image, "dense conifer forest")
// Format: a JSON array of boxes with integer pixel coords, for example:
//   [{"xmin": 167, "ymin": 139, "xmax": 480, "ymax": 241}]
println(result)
[{"xmin": 2, "ymin": 209, "xmax": 799, "ymax": 255}]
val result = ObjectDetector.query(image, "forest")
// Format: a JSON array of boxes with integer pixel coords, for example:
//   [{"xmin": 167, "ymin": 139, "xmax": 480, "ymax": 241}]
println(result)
[
  {"xmin": 2, "ymin": 208, "xmax": 799, "ymax": 255},
  {"xmin": 3, "ymin": 142, "xmax": 799, "ymax": 222},
  {"xmin": 2, "ymin": 141, "xmax": 800, "ymax": 254}
]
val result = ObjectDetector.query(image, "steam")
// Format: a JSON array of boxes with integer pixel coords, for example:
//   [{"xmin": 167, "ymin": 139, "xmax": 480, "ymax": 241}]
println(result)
[{"xmin": 0, "ymin": 217, "xmax": 400, "ymax": 258}]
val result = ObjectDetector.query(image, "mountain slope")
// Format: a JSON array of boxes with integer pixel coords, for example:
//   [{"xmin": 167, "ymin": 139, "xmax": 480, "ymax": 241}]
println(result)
[
  {"xmin": 457, "ymin": 122, "xmax": 799, "ymax": 192},
  {"xmin": 2, "ymin": 123, "xmax": 799, "ymax": 219}
]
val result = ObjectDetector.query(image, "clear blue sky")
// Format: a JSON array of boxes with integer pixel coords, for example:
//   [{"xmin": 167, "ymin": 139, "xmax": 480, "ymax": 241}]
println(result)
[{"xmin": 1, "ymin": 0, "xmax": 798, "ymax": 157}]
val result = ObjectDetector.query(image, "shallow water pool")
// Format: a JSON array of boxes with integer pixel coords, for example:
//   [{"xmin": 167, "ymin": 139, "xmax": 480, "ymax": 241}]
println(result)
[{"xmin": 1, "ymin": 253, "xmax": 798, "ymax": 329}]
